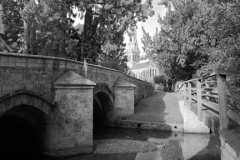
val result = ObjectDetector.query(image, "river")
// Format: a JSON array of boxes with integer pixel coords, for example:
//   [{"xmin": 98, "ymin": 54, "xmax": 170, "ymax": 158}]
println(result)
[{"xmin": 3, "ymin": 127, "xmax": 221, "ymax": 160}]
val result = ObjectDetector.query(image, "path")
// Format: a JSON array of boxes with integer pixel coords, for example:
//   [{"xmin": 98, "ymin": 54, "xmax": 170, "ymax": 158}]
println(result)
[
  {"xmin": 115, "ymin": 91, "xmax": 184, "ymax": 132},
  {"xmin": 128, "ymin": 91, "xmax": 183, "ymax": 124}
]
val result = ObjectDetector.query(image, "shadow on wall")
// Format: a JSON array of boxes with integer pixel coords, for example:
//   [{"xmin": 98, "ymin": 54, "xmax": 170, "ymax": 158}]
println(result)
[{"xmin": 0, "ymin": 105, "xmax": 49, "ymax": 159}]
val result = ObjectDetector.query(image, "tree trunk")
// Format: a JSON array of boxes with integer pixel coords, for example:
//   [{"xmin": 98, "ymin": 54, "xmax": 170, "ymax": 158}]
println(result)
[
  {"xmin": 23, "ymin": 19, "xmax": 29, "ymax": 54},
  {"xmin": 30, "ymin": 22, "xmax": 37, "ymax": 55}
]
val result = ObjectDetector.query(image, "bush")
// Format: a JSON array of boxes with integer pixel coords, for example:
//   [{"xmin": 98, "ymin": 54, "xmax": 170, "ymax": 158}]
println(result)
[{"xmin": 154, "ymin": 75, "xmax": 166, "ymax": 84}]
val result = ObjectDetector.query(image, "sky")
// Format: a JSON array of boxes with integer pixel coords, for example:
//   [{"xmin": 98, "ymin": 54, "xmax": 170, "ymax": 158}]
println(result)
[{"xmin": 125, "ymin": 0, "xmax": 167, "ymax": 55}]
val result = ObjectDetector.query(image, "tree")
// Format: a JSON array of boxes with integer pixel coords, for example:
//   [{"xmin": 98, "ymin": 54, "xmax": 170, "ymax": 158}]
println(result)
[
  {"xmin": 69, "ymin": 0, "xmax": 155, "ymax": 64},
  {"xmin": 142, "ymin": 0, "xmax": 211, "ymax": 83},
  {"xmin": 2, "ymin": 0, "xmax": 155, "ymax": 70},
  {"xmin": 1, "ymin": 0, "xmax": 25, "ymax": 53}
]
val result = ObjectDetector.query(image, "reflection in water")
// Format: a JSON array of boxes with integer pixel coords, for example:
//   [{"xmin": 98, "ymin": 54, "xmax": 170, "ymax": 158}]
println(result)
[
  {"xmin": 1, "ymin": 127, "xmax": 220, "ymax": 160},
  {"xmin": 181, "ymin": 134, "xmax": 209, "ymax": 159},
  {"xmin": 135, "ymin": 150, "xmax": 162, "ymax": 160}
]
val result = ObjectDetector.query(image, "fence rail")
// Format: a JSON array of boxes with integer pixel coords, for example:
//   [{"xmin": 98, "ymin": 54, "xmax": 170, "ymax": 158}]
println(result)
[{"xmin": 179, "ymin": 69, "xmax": 240, "ymax": 131}]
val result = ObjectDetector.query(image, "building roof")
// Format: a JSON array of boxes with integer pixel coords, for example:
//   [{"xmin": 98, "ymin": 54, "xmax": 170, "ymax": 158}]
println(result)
[{"xmin": 132, "ymin": 62, "xmax": 149, "ymax": 70}]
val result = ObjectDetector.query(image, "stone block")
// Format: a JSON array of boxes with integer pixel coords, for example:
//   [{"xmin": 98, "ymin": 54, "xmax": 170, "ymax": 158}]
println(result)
[
  {"xmin": 1, "ymin": 56, "xmax": 9, "ymax": 62},
  {"xmin": 9, "ymin": 58, "xmax": 16, "ymax": 67},
  {"xmin": 15, "ymin": 62, "xmax": 27, "ymax": 67},
  {"xmin": 2, "ymin": 85, "xmax": 11, "ymax": 92},
  {"xmin": 10, "ymin": 73, "xmax": 23, "ymax": 81},
  {"xmin": 26, "ymin": 84, "xmax": 34, "ymax": 90},
  {"xmin": 27, "ymin": 58, "xmax": 35, "ymax": 65}
]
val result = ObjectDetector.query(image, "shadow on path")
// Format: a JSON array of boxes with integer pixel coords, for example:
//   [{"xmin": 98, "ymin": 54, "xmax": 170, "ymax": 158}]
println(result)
[{"xmin": 127, "ymin": 91, "xmax": 183, "ymax": 124}]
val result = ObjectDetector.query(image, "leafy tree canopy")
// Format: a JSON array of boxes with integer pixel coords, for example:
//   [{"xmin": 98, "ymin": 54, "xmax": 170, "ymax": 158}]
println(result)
[
  {"xmin": 1, "ymin": 0, "xmax": 154, "ymax": 73},
  {"xmin": 142, "ymin": 0, "xmax": 240, "ymax": 82}
]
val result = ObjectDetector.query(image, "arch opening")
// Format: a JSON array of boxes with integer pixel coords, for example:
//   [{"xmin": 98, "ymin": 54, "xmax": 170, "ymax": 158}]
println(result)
[
  {"xmin": 0, "ymin": 104, "xmax": 49, "ymax": 158},
  {"xmin": 93, "ymin": 92, "xmax": 114, "ymax": 128}
]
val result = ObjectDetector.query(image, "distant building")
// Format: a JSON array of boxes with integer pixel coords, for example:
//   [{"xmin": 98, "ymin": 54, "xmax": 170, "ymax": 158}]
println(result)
[{"xmin": 126, "ymin": 28, "xmax": 160, "ymax": 83}]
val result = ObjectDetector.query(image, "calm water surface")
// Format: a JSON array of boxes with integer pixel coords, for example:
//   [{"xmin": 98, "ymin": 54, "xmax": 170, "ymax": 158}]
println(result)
[{"xmin": 3, "ymin": 127, "xmax": 221, "ymax": 160}]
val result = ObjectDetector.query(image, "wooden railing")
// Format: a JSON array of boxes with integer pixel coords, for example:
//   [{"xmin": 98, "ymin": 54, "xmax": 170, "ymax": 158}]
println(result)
[{"xmin": 179, "ymin": 69, "xmax": 240, "ymax": 131}]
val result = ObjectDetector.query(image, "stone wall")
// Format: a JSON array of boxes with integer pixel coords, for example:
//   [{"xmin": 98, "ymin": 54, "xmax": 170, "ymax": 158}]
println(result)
[
  {"xmin": 0, "ymin": 52, "xmax": 155, "ymax": 156},
  {"xmin": 0, "ymin": 52, "xmax": 154, "ymax": 103}
]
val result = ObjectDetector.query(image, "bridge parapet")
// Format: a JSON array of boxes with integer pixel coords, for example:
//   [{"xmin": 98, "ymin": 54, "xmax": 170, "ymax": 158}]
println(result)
[{"xmin": 0, "ymin": 52, "xmax": 154, "ymax": 102}]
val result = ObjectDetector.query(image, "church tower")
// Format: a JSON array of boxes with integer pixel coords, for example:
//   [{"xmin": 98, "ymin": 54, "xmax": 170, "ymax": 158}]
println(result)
[{"xmin": 126, "ymin": 27, "xmax": 140, "ymax": 68}]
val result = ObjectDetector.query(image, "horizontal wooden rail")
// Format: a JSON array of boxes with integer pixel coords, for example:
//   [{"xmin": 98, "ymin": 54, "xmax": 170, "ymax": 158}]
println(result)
[
  {"xmin": 201, "ymin": 81, "xmax": 217, "ymax": 85},
  {"xmin": 202, "ymin": 94, "xmax": 219, "ymax": 99},
  {"xmin": 218, "ymin": 70, "xmax": 240, "ymax": 76},
  {"xmin": 183, "ymin": 78, "xmax": 200, "ymax": 83},
  {"xmin": 202, "ymin": 88, "xmax": 218, "ymax": 94},
  {"xmin": 180, "ymin": 68, "xmax": 240, "ymax": 132},
  {"xmin": 192, "ymin": 96, "xmax": 219, "ymax": 112}
]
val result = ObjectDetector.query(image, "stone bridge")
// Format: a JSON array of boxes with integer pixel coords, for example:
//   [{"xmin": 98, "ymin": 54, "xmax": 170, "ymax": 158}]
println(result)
[{"xmin": 0, "ymin": 53, "xmax": 154, "ymax": 157}]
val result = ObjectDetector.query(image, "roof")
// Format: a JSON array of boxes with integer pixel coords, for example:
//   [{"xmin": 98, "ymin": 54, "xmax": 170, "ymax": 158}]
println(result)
[{"xmin": 132, "ymin": 62, "xmax": 149, "ymax": 70}]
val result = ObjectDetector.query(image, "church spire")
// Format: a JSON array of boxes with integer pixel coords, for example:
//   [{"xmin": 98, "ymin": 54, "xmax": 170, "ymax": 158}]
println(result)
[{"xmin": 126, "ymin": 27, "xmax": 140, "ymax": 68}]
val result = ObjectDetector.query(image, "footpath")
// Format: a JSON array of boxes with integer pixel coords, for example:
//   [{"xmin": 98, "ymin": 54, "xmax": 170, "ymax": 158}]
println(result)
[
  {"xmin": 115, "ymin": 90, "xmax": 210, "ymax": 134},
  {"xmin": 115, "ymin": 91, "xmax": 184, "ymax": 132}
]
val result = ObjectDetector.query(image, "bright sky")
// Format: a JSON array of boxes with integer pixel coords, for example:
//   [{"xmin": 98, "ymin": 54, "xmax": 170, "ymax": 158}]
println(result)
[{"xmin": 125, "ymin": 0, "xmax": 167, "ymax": 55}]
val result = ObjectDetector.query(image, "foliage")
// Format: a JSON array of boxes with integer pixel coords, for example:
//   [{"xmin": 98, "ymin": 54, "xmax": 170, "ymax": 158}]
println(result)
[
  {"xmin": 141, "ymin": 0, "xmax": 240, "ymax": 84},
  {"xmin": 1, "ymin": 0, "xmax": 25, "ymax": 52},
  {"xmin": 1, "ymin": 0, "xmax": 154, "ymax": 70},
  {"xmin": 100, "ymin": 49, "xmax": 129, "ymax": 73},
  {"xmin": 153, "ymin": 75, "xmax": 165, "ymax": 84}
]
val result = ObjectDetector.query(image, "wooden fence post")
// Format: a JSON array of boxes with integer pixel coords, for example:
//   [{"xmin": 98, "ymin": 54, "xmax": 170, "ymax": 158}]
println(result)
[
  {"xmin": 217, "ymin": 74, "xmax": 229, "ymax": 130},
  {"xmin": 197, "ymin": 79, "xmax": 202, "ymax": 120},
  {"xmin": 184, "ymin": 84, "xmax": 187, "ymax": 105},
  {"xmin": 188, "ymin": 82, "xmax": 192, "ymax": 109}
]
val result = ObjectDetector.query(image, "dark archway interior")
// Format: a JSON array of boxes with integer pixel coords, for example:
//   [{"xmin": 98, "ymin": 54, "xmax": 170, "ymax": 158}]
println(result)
[
  {"xmin": 93, "ymin": 92, "xmax": 114, "ymax": 127},
  {"xmin": 0, "ymin": 104, "xmax": 48, "ymax": 158}
]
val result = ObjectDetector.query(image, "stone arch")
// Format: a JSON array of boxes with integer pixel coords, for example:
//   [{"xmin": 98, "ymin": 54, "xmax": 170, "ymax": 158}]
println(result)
[
  {"xmin": 93, "ymin": 84, "xmax": 114, "ymax": 103},
  {"xmin": 93, "ymin": 85, "xmax": 114, "ymax": 126},
  {"xmin": 0, "ymin": 90, "xmax": 53, "ymax": 117}
]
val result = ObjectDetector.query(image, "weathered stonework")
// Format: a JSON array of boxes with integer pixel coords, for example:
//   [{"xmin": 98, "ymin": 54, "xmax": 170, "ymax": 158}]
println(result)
[
  {"xmin": 114, "ymin": 78, "xmax": 135, "ymax": 120},
  {"xmin": 0, "ymin": 52, "xmax": 154, "ymax": 103},
  {"xmin": 0, "ymin": 52, "xmax": 155, "ymax": 157},
  {"xmin": 51, "ymin": 71, "xmax": 96, "ymax": 156}
]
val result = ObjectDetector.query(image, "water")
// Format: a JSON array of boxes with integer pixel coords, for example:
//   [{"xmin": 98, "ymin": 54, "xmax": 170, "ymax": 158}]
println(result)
[{"xmin": 3, "ymin": 127, "xmax": 221, "ymax": 160}]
